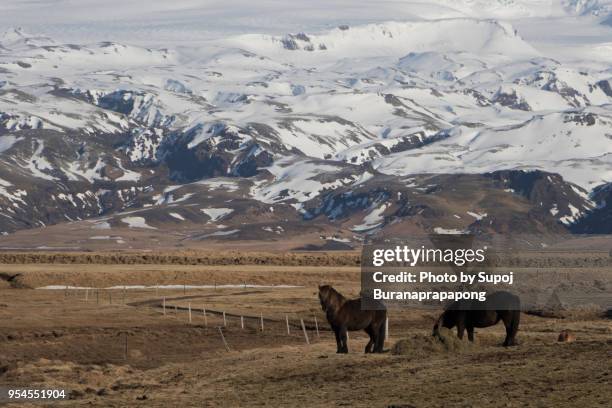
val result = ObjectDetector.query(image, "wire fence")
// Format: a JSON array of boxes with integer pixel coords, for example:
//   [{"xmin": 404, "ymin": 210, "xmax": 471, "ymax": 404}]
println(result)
[{"xmin": 40, "ymin": 286, "xmax": 351, "ymax": 364}]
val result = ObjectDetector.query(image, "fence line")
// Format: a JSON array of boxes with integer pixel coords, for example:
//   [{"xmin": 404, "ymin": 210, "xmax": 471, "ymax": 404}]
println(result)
[
  {"xmin": 53, "ymin": 289, "xmax": 348, "ymax": 350},
  {"xmin": 156, "ymin": 302, "xmax": 328, "ymax": 332},
  {"xmin": 49, "ymin": 289, "xmax": 399, "ymax": 365}
]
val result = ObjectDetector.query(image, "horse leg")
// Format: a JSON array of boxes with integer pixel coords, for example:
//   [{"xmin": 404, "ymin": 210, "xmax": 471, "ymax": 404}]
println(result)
[
  {"xmin": 467, "ymin": 326, "xmax": 474, "ymax": 342},
  {"xmin": 502, "ymin": 312, "xmax": 520, "ymax": 347},
  {"xmin": 334, "ymin": 328, "xmax": 343, "ymax": 353},
  {"xmin": 364, "ymin": 326, "xmax": 375, "ymax": 353},
  {"xmin": 340, "ymin": 326, "xmax": 349, "ymax": 353},
  {"xmin": 374, "ymin": 319, "xmax": 386, "ymax": 353},
  {"xmin": 502, "ymin": 322, "xmax": 513, "ymax": 347},
  {"xmin": 456, "ymin": 322, "xmax": 465, "ymax": 340}
]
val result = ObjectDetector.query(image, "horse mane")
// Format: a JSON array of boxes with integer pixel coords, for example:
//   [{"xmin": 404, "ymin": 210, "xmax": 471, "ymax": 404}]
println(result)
[{"xmin": 319, "ymin": 285, "xmax": 346, "ymax": 314}]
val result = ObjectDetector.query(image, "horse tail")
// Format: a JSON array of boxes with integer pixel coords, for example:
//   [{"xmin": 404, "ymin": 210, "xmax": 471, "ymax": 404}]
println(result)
[
  {"xmin": 511, "ymin": 307, "xmax": 520, "ymax": 337},
  {"xmin": 511, "ymin": 294, "xmax": 521, "ymax": 334},
  {"xmin": 504, "ymin": 296, "xmax": 521, "ymax": 346},
  {"xmin": 375, "ymin": 310, "xmax": 386, "ymax": 353}
]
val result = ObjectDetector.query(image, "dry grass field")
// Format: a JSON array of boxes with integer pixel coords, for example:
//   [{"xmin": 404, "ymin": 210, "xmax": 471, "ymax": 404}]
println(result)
[{"xmin": 0, "ymin": 256, "xmax": 610, "ymax": 407}]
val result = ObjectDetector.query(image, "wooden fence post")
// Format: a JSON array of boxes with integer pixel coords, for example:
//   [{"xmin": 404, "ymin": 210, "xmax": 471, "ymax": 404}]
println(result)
[
  {"xmin": 124, "ymin": 332, "xmax": 128, "ymax": 360},
  {"xmin": 241, "ymin": 316, "xmax": 244, "ymax": 329},
  {"xmin": 260, "ymin": 313, "xmax": 264, "ymax": 332},
  {"xmin": 385, "ymin": 317, "xmax": 389, "ymax": 340},
  {"xmin": 188, "ymin": 303, "xmax": 192, "ymax": 323},
  {"xmin": 300, "ymin": 319, "xmax": 310, "ymax": 345},
  {"xmin": 223, "ymin": 311, "xmax": 227, "ymax": 327},
  {"xmin": 286, "ymin": 315, "xmax": 290, "ymax": 335},
  {"xmin": 218, "ymin": 327, "xmax": 230, "ymax": 352},
  {"xmin": 314, "ymin": 316, "xmax": 320, "ymax": 338}
]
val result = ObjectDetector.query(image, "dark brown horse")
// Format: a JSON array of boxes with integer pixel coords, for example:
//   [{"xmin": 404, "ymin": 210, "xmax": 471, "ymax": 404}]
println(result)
[
  {"xmin": 433, "ymin": 291, "xmax": 521, "ymax": 347},
  {"xmin": 318, "ymin": 285, "xmax": 386, "ymax": 353}
]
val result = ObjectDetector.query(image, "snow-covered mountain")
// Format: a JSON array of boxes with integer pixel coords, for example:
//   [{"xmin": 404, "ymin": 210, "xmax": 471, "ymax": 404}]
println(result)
[{"xmin": 0, "ymin": 1, "xmax": 611, "ymax": 247}]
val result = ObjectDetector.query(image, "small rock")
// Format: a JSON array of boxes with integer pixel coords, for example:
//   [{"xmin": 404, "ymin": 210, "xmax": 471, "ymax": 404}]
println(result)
[{"xmin": 558, "ymin": 329, "xmax": 576, "ymax": 343}]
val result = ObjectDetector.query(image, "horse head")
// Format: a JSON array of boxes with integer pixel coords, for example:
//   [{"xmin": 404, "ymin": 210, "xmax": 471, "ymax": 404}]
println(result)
[
  {"xmin": 432, "ymin": 311, "xmax": 453, "ymax": 337},
  {"xmin": 432, "ymin": 313, "xmax": 443, "ymax": 337},
  {"xmin": 318, "ymin": 284, "xmax": 331, "ymax": 312},
  {"xmin": 318, "ymin": 285, "xmax": 343, "ymax": 314}
]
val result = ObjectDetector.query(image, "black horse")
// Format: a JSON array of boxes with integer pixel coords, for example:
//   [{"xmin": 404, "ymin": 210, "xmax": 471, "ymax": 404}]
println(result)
[
  {"xmin": 433, "ymin": 291, "xmax": 520, "ymax": 346},
  {"xmin": 318, "ymin": 285, "xmax": 386, "ymax": 353}
]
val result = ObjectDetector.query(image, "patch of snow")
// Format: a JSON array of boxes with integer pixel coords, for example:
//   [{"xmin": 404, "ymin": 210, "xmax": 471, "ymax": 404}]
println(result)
[
  {"xmin": 433, "ymin": 227, "xmax": 469, "ymax": 234},
  {"xmin": 37, "ymin": 284, "xmax": 301, "ymax": 290},
  {"xmin": 0, "ymin": 135, "xmax": 20, "ymax": 153},
  {"xmin": 169, "ymin": 212, "xmax": 185, "ymax": 221},
  {"xmin": 559, "ymin": 203, "xmax": 582, "ymax": 224},
  {"xmin": 198, "ymin": 229, "xmax": 240, "ymax": 238},
  {"xmin": 550, "ymin": 204, "xmax": 559, "ymax": 216},
  {"xmin": 91, "ymin": 221, "xmax": 111, "ymax": 229},
  {"xmin": 200, "ymin": 208, "xmax": 234, "ymax": 222},
  {"xmin": 352, "ymin": 202, "xmax": 389, "ymax": 232},
  {"xmin": 467, "ymin": 211, "xmax": 488, "ymax": 220},
  {"xmin": 121, "ymin": 216, "xmax": 157, "ymax": 229},
  {"xmin": 197, "ymin": 179, "xmax": 240, "ymax": 192}
]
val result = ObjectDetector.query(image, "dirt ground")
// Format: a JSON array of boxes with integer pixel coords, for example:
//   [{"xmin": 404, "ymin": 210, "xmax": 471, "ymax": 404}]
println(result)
[{"xmin": 0, "ymin": 264, "xmax": 610, "ymax": 407}]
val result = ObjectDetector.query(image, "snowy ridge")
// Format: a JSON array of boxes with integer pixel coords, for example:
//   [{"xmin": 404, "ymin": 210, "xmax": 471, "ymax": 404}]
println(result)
[
  {"xmin": 232, "ymin": 19, "xmax": 539, "ymax": 59},
  {"xmin": 374, "ymin": 110, "xmax": 612, "ymax": 189},
  {"xmin": 0, "ymin": 4, "xmax": 611, "ymax": 237}
]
